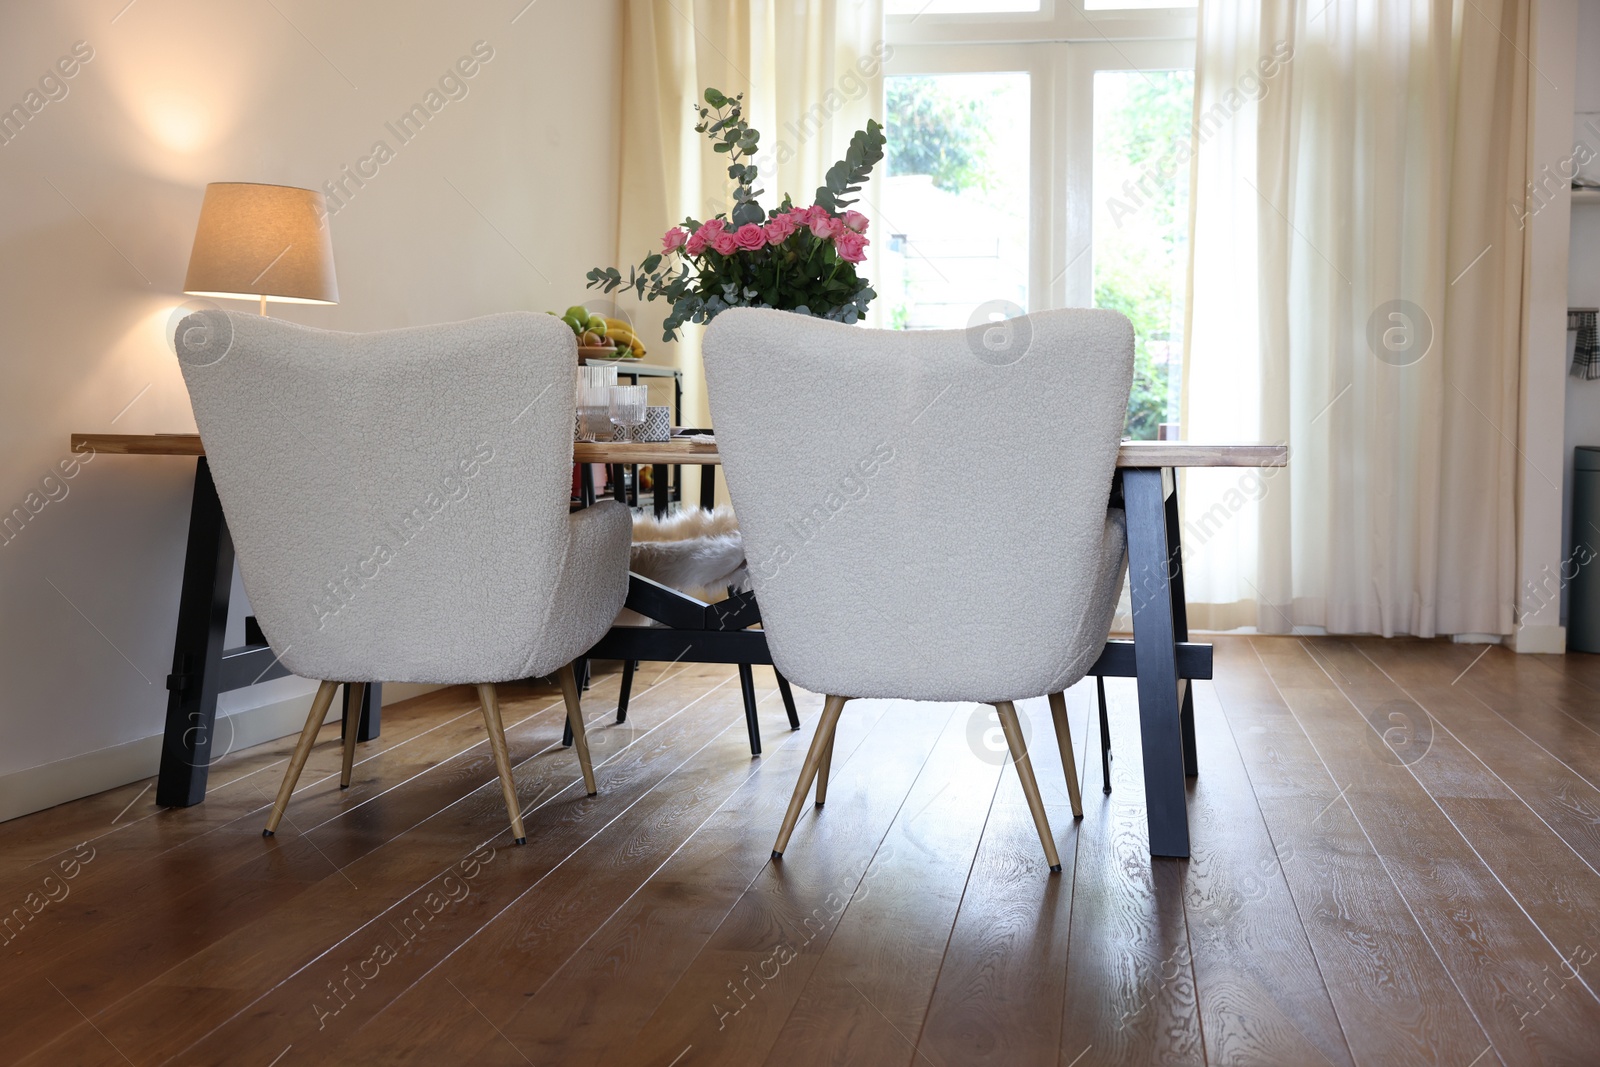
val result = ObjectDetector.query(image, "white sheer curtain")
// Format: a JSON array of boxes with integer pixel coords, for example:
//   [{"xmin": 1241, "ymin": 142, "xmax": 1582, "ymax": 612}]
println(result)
[
  {"xmin": 1182, "ymin": 0, "xmax": 1529, "ymax": 636},
  {"xmin": 613, "ymin": 0, "xmax": 885, "ymax": 437}
]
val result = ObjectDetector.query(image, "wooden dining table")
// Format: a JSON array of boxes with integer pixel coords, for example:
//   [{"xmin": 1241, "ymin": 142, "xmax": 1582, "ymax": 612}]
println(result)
[{"xmin": 73, "ymin": 431, "xmax": 1285, "ymax": 859}]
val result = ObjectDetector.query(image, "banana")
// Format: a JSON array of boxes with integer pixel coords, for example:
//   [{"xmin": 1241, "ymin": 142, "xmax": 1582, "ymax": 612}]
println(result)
[{"xmin": 598, "ymin": 317, "xmax": 647, "ymax": 356}]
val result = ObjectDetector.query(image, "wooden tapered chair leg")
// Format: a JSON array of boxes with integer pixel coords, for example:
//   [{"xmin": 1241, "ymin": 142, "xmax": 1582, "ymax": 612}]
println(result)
[
  {"xmin": 994, "ymin": 701, "xmax": 1063, "ymax": 873},
  {"xmin": 476, "ymin": 683, "xmax": 529, "ymax": 845},
  {"xmin": 1047, "ymin": 690, "xmax": 1084, "ymax": 819},
  {"xmin": 813, "ymin": 712, "xmax": 840, "ymax": 807},
  {"xmin": 340, "ymin": 683, "xmax": 366, "ymax": 790},
  {"xmin": 557, "ymin": 662, "xmax": 599, "ymax": 797},
  {"xmin": 264, "ymin": 680, "xmax": 341, "ymax": 837},
  {"xmin": 772, "ymin": 695, "xmax": 847, "ymax": 860}
]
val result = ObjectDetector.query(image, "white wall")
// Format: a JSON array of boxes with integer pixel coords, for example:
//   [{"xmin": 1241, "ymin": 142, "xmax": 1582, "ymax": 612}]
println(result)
[
  {"xmin": 1566, "ymin": 0, "xmax": 1600, "ymax": 599},
  {"xmin": 1515, "ymin": 0, "xmax": 1580, "ymax": 652},
  {"xmin": 0, "ymin": 0, "xmax": 621, "ymax": 817}
]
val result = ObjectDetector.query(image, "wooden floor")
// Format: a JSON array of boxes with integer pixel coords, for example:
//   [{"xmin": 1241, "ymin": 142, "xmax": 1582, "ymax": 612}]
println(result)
[{"xmin": 5, "ymin": 637, "xmax": 1600, "ymax": 1066}]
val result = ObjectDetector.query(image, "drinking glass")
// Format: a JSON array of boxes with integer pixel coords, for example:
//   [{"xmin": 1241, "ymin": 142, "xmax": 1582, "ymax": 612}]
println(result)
[
  {"xmin": 576, "ymin": 365, "xmax": 618, "ymax": 441},
  {"xmin": 608, "ymin": 385, "xmax": 649, "ymax": 440}
]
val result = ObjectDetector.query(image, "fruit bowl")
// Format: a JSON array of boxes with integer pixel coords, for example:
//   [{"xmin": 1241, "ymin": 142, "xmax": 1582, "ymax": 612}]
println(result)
[{"xmin": 549, "ymin": 305, "xmax": 647, "ymax": 360}]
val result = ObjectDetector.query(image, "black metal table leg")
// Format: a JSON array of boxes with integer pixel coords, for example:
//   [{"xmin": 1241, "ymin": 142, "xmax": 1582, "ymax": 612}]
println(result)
[
  {"xmin": 1165, "ymin": 476, "xmax": 1197, "ymax": 777},
  {"xmin": 156, "ymin": 458, "xmax": 234, "ymax": 807},
  {"xmin": 1097, "ymin": 675, "xmax": 1112, "ymax": 793},
  {"xmin": 1123, "ymin": 467, "xmax": 1190, "ymax": 858},
  {"xmin": 578, "ymin": 463, "xmax": 595, "ymax": 506},
  {"xmin": 774, "ymin": 669, "xmax": 800, "ymax": 730},
  {"xmin": 617, "ymin": 660, "xmax": 635, "ymax": 723},
  {"xmin": 699, "ymin": 464, "xmax": 716, "ymax": 511},
  {"xmin": 562, "ymin": 658, "xmax": 590, "ymax": 747},
  {"xmin": 652, "ymin": 464, "xmax": 669, "ymax": 518},
  {"xmin": 737, "ymin": 662, "xmax": 761, "ymax": 755}
]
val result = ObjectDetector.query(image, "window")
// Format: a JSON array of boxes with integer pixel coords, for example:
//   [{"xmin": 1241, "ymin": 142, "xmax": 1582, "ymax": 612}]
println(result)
[
  {"xmin": 882, "ymin": 7, "xmax": 1196, "ymax": 438},
  {"xmin": 1092, "ymin": 69, "xmax": 1193, "ymax": 439},
  {"xmin": 879, "ymin": 72, "xmax": 1031, "ymax": 329}
]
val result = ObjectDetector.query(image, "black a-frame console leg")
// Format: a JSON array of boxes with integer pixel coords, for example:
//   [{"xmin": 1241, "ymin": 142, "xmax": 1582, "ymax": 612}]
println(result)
[{"xmin": 156, "ymin": 458, "xmax": 233, "ymax": 808}]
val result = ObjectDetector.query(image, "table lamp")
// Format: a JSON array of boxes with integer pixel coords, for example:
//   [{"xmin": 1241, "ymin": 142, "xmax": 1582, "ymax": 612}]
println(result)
[{"xmin": 183, "ymin": 182, "xmax": 338, "ymax": 315}]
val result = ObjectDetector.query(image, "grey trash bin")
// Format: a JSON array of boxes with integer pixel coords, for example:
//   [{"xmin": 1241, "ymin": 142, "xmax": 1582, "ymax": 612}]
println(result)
[{"xmin": 1571, "ymin": 446, "xmax": 1600, "ymax": 653}]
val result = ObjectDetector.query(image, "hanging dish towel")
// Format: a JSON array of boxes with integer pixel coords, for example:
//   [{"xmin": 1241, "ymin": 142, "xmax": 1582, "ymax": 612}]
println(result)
[{"xmin": 1571, "ymin": 309, "xmax": 1600, "ymax": 380}]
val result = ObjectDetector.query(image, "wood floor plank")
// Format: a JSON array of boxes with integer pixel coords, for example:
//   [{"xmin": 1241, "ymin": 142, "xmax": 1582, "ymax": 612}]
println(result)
[
  {"xmin": 1257, "ymin": 637, "xmax": 1600, "ymax": 1064},
  {"xmin": 1212, "ymin": 637, "xmax": 1491, "ymax": 1066},
  {"xmin": 1057, "ymin": 676, "xmax": 1202, "ymax": 1066},
  {"xmin": 618, "ymin": 701, "xmax": 960, "ymax": 1066},
  {"xmin": 760, "ymin": 699, "xmax": 1015, "ymax": 1067},
  {"xmin": 1353, "ymin": 639, "xmax": 1600, "ymax": 870},
  {"xmin": 0, "ymin": 681, "xmax": 593, "ymax": 1062},
  {"xmin": 323, "ymin": 675, "xmax": 825, "ymax": 1067},
  {"xmin": 17, "ymin": 665, "xmax": 724, "ymax": 1066},
  {"xmin": 5, "ymin": 638, "xmax": 1599, "ymax": 1066},
  {"xmin": 1369, "ymin": 640, "xmax": 1600, "ymax": 798},
  {"xmin": 1304, "ymin": 640, "xmax": 1600, "ymax": 1054},
  {"xmin": 916, "ymin": 692, "xmax": 1084, "ymax": 1067},
  {"xmin": 1181, "ymin": 673, "xmax": 1354, "ymax": 1066},
  {"xmin": 145, "ymin": 666, "xmax": 752, "ymax": 1066}
]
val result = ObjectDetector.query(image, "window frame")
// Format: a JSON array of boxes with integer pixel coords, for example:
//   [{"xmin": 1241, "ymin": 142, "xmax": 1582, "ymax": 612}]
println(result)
[
  {"xmin": 887, "ymin": 1, "xmax": 1196, "ymax": 48},
  {"xmin": 883, "ymin": 33, "xmax": 1196, "ymax": 314}
]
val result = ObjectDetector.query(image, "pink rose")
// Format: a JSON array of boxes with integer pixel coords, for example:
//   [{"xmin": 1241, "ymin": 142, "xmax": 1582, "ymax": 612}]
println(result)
[
  {"xmin": 699, "ymin": 218, "xmax": 726, "ymax": 235},
  {"xmin": 764, "ymin": 213, "xmax": 797, "ymax": 244},
  {"xmin": 711, "ymin": 230, "xmax": 739, "ymax": 256},
  {"xmin": 809, "ymin": 213, "xmax": 841, "ymax": 239},
  {"xmin": 841, "ymin": 210, "xmax": 869, "ymax": 234},
  {"xmin": 733, "ymin": 223, "xmax": 766, "ymax": 251},
  {"xmin": 661, "ymin": 226, "xmax": 688, "ymax": 252},
  {"xmin": 833, "ymin": 229, "xmax": 868, "ymax": 263},
  {"xmin": 685, "ymin": 229, "xmax": 708, "ymax": 256}
]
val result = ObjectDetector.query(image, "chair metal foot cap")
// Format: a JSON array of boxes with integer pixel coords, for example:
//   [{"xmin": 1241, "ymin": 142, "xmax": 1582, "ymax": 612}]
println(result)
[
  {"xmin": 814, "ymin": 800, "xmax": 825, "ymax": 807},
  {"xmin": 513, "ymin": 836, "xmax": 527, "ymax": 846},
  {"xmin": 587, "ymin": 790, "xmax": 597, "ymax": 797},
  {"xmin": 770, "ymin": 850, "xmax": 783, "ymax": 861},
  {"xmin": 1049, "ymin": 864, "xmax": 1063, "ymax": 874},
  {"xmin": 261, "ymin": 829, "xmax": 274, "ymax": 838},
  {"xmin": 1103, "ymin": 787, "xmax": 1113, "ymax": 794},
  {"xmin": 562, "ymin": 739, "xmax": 573, "ymax": 748},
  {"xmin": 340, "ymin": 783, "xmax": 349, "ymax": 790}
]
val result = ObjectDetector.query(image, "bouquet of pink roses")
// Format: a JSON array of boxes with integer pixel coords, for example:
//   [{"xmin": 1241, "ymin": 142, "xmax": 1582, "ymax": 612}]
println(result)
[{"xmin": 588, "ymin": 88, "xmax": 885, "ymax": 341}]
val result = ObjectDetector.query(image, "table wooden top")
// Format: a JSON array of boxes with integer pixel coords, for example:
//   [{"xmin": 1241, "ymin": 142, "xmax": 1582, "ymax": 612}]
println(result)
[{"xmin": 70, "ymin": 433, "xmax": 1288, "ymax": 468}]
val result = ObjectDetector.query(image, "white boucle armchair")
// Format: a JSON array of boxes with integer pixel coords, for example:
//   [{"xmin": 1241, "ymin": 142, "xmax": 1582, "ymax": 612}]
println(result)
[
  {"xmin": 703, "ymin": 306, "xmax": 1134, "ymax": 872},
  {"xmin": 175, "ymin": 309, "xmax": 630, "ymax": 845}
]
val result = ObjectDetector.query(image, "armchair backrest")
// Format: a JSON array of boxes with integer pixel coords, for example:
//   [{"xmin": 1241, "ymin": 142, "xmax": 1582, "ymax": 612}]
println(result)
[
  {"xmin": 175, "ymin": 309, "xmax": 579, "ymax": 682},
  {"xmin": 703, "ymin": 306, "xmax": 1134, "ymax": 702}
]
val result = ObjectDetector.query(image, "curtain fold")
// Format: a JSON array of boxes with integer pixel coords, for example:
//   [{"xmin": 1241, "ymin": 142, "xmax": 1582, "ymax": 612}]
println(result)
[
  {"xmin": 1182, "ymin": 0, "xmax": 1528, "ymax": 636},
  {"xmin": 614, "ymin": 0, "xmax": 886, "ymax": 439}
]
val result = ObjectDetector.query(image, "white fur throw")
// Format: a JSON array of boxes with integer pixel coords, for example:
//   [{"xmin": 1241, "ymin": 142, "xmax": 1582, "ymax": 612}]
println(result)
[{"xmin": 628, "ymin": 507, "xmax": 747, "ymax": 601}]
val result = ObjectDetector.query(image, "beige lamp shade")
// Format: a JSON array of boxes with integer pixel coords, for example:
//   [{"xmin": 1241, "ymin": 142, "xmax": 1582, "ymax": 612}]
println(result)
[{"xmin": 183, "ymin": 183, "xmax": 338, "ymax": 305}]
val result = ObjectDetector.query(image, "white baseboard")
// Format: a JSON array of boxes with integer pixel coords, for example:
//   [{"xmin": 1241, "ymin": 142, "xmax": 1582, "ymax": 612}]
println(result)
[
  {"xmin": 0, "ymin": 683, "xmax": 444, "ymax": 825},
  {"xmin": 1450, "ymin": 633, "xmax": 1505, "ymax": 645},
  {"xmin": 1508, "ymin": 624, "xmax": 1567, "ymax": 654}
]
